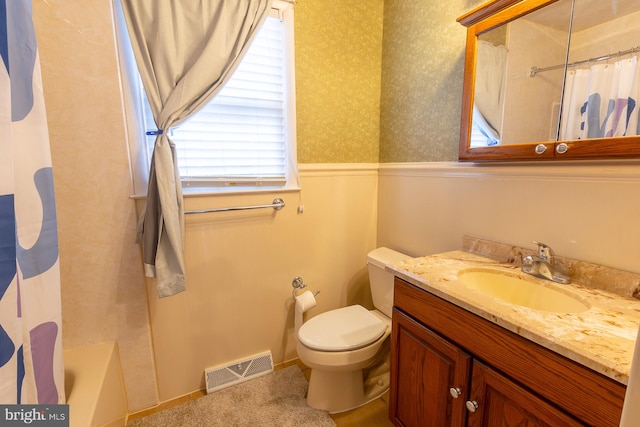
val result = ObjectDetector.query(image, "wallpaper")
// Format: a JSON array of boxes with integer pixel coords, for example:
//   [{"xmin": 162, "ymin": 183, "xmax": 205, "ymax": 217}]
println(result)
[
  {"xmin": 379, "ymin": 0, "xmax": 485, "ymax": 162},
  {"xmin": 294, "ymin": 0, "xmax": 384, "ymax": 163},
  {"xmin": 295, "ymin": 0, "xmax": 486, "ymax": 164}
]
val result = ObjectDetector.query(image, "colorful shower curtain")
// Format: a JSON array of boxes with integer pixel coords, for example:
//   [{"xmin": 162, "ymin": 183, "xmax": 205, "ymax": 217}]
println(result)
[
  {"xmin": 0, "ymin": 0, "xmax": 65, "ymax": 404},
  {"xmin": 560, "ymin": 56, "xmax": 640, "ymax": 140}
]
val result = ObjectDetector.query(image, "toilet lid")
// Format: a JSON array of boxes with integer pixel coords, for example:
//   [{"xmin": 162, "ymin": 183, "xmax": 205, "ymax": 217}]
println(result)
[{"xmin": 297, "ymin": 305, "xmax": 387, "ymax": 352}]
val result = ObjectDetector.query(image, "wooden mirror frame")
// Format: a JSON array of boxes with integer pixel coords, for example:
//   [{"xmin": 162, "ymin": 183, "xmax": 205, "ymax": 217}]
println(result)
[{"xmin": 457, "ymin": 0, "xmax": 640, "ymax": 162}]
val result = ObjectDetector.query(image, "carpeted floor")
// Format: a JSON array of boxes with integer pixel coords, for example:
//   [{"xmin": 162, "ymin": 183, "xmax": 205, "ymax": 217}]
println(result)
[{"xmin": 127, "ymin": 365, "xmax": 336, "ymax": 427}]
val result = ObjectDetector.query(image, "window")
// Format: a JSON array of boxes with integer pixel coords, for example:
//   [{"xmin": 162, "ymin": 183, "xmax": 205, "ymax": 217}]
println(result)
[{"xmin": 116, "ymin": 2, "xmax": 298, "ymax": 195}]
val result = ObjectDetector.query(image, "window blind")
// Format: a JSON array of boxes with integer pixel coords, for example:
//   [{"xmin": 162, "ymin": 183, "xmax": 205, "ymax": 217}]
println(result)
[{"xmin": 142, "ymin": 17, "xmax": 287, "ymax": 187}]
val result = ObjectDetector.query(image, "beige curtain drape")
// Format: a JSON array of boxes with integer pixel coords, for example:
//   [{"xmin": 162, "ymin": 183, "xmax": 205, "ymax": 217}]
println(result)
[{"xmin": 121, "ymin": 0, "xmax": 273, "ymax": 297}]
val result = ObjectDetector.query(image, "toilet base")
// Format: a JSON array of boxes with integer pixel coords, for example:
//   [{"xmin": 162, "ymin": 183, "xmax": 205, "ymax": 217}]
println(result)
[
  {"xmin": 305, "ymin": 342, "xmax": 391, "ymax": 414},
  {"xmin": 306, "ymin": 369, "xmax": 389, "ymax": 414},
  {"xmin": 307, "ymin": 369, "xmax": 365, "ymax": 414}
]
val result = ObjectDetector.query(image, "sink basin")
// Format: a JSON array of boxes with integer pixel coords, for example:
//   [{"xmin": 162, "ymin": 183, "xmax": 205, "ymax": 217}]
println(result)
[{"xmin": 457, "ymin": 270, "xmax": 590, "ymax": 313}]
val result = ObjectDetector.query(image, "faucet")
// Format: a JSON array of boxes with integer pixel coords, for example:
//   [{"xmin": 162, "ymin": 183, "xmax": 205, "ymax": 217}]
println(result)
[{"xmin": 521, "ymin": 241, "xmax": 571, "ymax": 284}]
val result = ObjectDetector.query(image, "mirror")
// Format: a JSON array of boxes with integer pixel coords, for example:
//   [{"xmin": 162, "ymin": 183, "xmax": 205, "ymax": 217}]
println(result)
[
  {"xmin": 458, "ymin": 0, "xmax": 640, "ymax": 161},
  {"xmin": 472, "ymin": 1, "xmax": 571, "ymax": 148},
  {"xmin": 561, "ymin": 0, "xmax": 640, "ymax": 140}
]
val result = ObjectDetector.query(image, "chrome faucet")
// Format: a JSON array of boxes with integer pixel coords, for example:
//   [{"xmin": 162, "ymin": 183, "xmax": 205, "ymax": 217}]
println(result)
[{"xmin": 521, "ymin": 241, "xmax": 571, "ymax": 284}]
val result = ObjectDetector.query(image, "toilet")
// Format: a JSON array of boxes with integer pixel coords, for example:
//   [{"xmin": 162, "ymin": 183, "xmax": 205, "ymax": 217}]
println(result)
[{"xmin": 295, "ymin": 247, "xmax": 409, "ymax": 414}]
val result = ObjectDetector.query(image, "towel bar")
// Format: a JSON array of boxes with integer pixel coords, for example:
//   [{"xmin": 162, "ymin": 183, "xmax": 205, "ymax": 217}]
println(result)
[{"xmin": 184, "ymin": 198, "xmax": 285, "ymax": 215}]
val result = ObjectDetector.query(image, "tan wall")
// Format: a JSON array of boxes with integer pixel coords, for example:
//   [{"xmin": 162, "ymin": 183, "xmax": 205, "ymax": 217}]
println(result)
[
  {"xmin": 378, "ymin": 162, "xmax": 640, "ymax": 275},
  {"xmin": 569, "ymin": 10, "xmax": 640, "ymax": 62},
  {"xmin": 147, "ymin": 166, "xmax": 378, "ymax": 401},
  {"xmin": 501, "ymin": 19, "xmax": 567, "ymax": 143},
  {"xmin": 32, "ymin": 0, "xmax": 157, "ymax": 412}
]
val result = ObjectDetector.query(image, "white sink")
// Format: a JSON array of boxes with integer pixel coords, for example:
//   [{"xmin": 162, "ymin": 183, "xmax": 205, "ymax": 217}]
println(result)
[{"xmin": 457, "ymin": 269, "xmax": 590, "ymax": 313}]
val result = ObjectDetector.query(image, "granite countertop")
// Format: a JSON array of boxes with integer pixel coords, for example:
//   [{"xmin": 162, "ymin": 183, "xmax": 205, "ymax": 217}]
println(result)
[{"xmin": 387, "ymin": 238, "xmax": 640, "ymax": 386}]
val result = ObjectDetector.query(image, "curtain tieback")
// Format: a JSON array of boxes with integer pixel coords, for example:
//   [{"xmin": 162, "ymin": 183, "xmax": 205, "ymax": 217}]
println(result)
[{"xmin": 146, "ymin": 129, "xmax": 164, "ymax": 135}]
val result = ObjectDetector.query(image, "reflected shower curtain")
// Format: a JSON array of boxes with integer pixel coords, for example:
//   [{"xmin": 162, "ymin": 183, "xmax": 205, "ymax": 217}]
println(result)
[
  {"xmin": 561, "ymin": 56, "xmax": 640, "ymax": 140},
  {"xmin": 0, "ymin": 0, "xmax": 65, "ymax": 404},
  {"xmin": 473, "ymin": 40, "xmax": 507, "ymax": 147}
]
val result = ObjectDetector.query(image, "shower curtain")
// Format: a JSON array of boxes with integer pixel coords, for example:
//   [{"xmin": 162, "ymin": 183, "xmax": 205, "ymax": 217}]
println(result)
[
  {"xmin": 560, "ymin": 56, "xmax": 640, "ymax": 140},
  {"xmin": 0, "ymin": 0, "xmax": 65, "ymax": 404}
]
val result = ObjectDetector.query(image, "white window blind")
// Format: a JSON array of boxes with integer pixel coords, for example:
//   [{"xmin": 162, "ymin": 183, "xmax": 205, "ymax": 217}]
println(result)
[{"xmin": 141, "ymin": 15, "xmax": 290, "ymax": 188}]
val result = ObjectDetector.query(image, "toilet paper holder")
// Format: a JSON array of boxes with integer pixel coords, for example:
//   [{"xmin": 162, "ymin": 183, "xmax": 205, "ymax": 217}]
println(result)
[{"xmin": 292, "ymin": 276, "xmax": 320, "ymax": 299}]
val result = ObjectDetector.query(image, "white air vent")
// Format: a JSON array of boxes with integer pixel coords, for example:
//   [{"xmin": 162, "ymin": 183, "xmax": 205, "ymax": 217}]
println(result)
[{"xmin": 205, "ymin": 351, "xmax": 274, "ymax": 394}]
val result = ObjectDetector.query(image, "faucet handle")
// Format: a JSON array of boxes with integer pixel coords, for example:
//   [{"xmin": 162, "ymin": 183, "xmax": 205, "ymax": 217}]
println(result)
[{"xmin": 532, "ymin": 241, "xmax": 555, "ymax": 264}]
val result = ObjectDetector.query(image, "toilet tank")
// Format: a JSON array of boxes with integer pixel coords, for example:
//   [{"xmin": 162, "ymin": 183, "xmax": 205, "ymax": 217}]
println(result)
[{"xmin": 367, "ymin": 247, "xmax": 410, "ymax": 318}]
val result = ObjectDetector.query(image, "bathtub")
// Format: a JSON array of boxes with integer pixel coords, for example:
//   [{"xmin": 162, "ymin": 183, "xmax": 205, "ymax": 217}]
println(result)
[{"xmin": 64, "ymin": 341, "xmax": 127, "ymax": 427}]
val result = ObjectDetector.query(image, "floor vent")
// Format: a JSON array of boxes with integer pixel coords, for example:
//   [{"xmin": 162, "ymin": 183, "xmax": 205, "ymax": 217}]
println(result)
[{"xmin": 205, "ymin": 351, "xmax": 274, "ymax": 394}]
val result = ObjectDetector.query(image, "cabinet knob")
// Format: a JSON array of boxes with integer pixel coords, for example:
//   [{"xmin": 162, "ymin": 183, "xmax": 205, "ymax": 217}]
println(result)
[
  {"xmin": 556, "ymin": 143, "xmax": 569, "ymax": 154},
  {"xmin": 466, "ymin": 400, "xmax": 479, "ymax": 413},
  {"xmin": 535, "ymin": 144, "xmax": 547, "ymax": 154},
  {"xmin": 449, "ymin": 387, "xmax": 462, "ymax": 399}
]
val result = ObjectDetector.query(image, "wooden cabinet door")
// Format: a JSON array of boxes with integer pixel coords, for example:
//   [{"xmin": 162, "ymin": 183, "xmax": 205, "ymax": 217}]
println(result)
[
  {"xmin": 466, "ymin": 360, "xmax": 585, "ymax": 427},
  {"xmin": 390, "ymin": 309, "xmax": 472, "ymax": 427}
]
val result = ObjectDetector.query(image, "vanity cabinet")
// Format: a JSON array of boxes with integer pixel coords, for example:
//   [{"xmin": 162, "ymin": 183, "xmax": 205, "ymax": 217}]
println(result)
[{"xmin": 389, "ymin": 277, "xmax": 626, "ymax": 427}]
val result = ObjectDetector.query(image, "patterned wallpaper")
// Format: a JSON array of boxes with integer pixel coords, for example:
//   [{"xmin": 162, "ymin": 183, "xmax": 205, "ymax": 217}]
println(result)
[
  {"xmin": 294, "ymin": 0, "xmax": 384, "ymax": 163},
  {"xmin": 294, "ymin": 0, "xmax": 485, "ymax": 163},
  {"xmin": 379, "ymin": 0, "xmax": 485, "ymax": 162}
]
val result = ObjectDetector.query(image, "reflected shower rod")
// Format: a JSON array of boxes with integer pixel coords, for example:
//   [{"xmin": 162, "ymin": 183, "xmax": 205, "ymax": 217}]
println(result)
[{"xmin": 528, "ymin": 45, "xmax": 640, "ymax": 77}]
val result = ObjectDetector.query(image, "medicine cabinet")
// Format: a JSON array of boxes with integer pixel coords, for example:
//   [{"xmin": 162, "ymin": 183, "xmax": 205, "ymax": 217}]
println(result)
[{"xmin": 458, "ymin": 0, "xmax": 640, "ymax": 161}]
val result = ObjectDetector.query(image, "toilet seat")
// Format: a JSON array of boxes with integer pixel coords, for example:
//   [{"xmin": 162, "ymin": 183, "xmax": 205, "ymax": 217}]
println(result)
[{"xmin": 297, "ymin": 305, "xmax": 387, "ymax": 352}]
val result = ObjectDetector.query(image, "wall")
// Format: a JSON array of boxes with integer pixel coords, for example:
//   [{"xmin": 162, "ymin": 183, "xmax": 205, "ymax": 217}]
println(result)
[
  {"xmin": 32, "ymin": 0, "xmax": 157, "ymax": 412},
  {"xmin": 377, "ymin": 162, "xmax": 640, "ymax": 275},
  {"xmin": 142, "ymin": 0, "xmax": 385, "ymax": 402},
  {"xmin": 377, "ymin": 1, "xmax": 640, "ymax": 276},
  {"xmin": 147, "ymin": 167, "xmax": 378, "ymax": 400},
  {"xmin": 569, "ymin": 9, "xmax": 640, "ymax": 62},
  {"xmin": 501, "ymin": 19, "xmax": 567, "ymax": 143},
  {"xmin": 295, "ymin": 0, "xmax": 384, "ymax": 163},
  {"xmin": 33, "ymin": 0, "xmax": 384, "ymax": 410},
  {"xmin": 380, "ymin": 0, "xmax": 484, "ymax": 162},
  {"xmin": 33, "ymin": 0, "xmax": 640, "ymax": 414}
]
